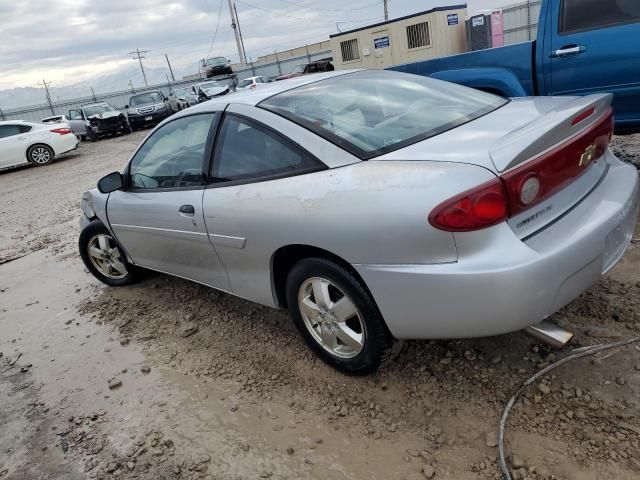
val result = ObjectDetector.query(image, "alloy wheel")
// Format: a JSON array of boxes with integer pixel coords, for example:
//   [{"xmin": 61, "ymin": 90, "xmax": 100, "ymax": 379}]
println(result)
[
  {"xmin": 298, "ymin": 277, "xmax": 365, "ymax": 359},
  {"xmin": 86, "ymin": 234, "xmax": 128, "ymax": 279},
  {"xmin": 31, "ymin": 147, "xmax": 51, "ymax": 164}
]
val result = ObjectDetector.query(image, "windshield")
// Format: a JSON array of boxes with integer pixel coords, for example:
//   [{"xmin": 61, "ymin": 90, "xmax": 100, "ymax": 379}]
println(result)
[
  {"xmin": 260, "ymin": 70, "xmax": 507, "ymax": 159},
  {"xmin": 130, "ymin": 93, "xmax": 163, "ymax": 106},
  {"xmin": 206, "ymin": 57, "xmax": 226, "ymax": 66},
  {"xmin": 83, "ymin": 104, "xmax": 116, "ymax": 117},
  {"xmin": 42, "ymin": 117, "xmax": 62, "ymax": 123},
  {"xmin": 174, "ymin": 88, "xmax": 188, "ymax": 97},
  {"xmin": 237, "ymin": 79, "xmax": 254, "ymax": 88}
]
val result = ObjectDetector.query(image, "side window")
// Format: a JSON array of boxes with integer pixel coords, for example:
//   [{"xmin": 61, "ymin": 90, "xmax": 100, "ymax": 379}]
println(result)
[
  {"xmin": 19, "ymin": 125, "xmax": 32, "ymax": 133},
  {"xmin": 211, "ymin": 115, "xmax": 322, "ymax": 183},
  {"xmin": 560, "ymin": 0, "xmax": 640, "ymax": 33},
  {"xmin": 0, "ymin": 125, "xmax": 23, "ymax": 139},
  {"xmin": 129, "ymin": 113, "xmax": 215, "ymax": 189}
]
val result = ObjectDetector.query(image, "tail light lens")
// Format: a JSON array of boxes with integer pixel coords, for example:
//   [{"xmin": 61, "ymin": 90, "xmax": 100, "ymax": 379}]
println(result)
[
  {"xmin": 51, "ymin": 128, "xmax": 73, "ymax": 135},
  {"xmin": 430, "ymin": 108, "xmax": 614, "ymax": 232},
  {"xmin": 502, "ymin": 108, "xmax": 613, "ymax": 217},
  {"xmin": 429, "ymin": 179, "xmax": 508, "ymax": 232}
]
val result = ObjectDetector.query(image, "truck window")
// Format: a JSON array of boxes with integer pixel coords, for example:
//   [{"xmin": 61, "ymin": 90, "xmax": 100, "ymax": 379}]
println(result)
[{"xmin": 560, "ymin": 0, "xmax": 640, "ymax": 33}]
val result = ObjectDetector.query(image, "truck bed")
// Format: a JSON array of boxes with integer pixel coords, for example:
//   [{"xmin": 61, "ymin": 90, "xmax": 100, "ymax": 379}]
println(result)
[{"xmin": 389, "ymin": 42, "xmax": 537, "ymax": 97}]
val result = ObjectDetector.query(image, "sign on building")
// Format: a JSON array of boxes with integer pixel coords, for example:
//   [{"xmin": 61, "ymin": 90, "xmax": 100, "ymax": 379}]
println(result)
[
  {"xmin": 447, "ymin": 13, "xmax": 459, "ymax": 25},
  {"xmin": 373, "ymin": 36, "xmax": 390, "ymax": 49}
]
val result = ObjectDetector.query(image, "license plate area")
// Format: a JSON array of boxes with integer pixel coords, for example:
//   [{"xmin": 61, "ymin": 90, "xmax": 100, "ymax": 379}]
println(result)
[{"xmin": 145, "ymin": 116, "xmax": 153, "ymax": 121}]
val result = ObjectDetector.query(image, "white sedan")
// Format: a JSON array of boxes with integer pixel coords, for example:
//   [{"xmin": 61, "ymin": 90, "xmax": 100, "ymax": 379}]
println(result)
[
  {"xmin": 236, "ymin": 76, "xmax": 267, "ymax": 90},
  {"xmin": 0, "ymin": 120, "xmax": 79, "ymax": 170}
]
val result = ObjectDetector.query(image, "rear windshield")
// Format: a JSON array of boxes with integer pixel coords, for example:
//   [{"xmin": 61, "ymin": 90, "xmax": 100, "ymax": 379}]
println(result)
[
  {"xmin": 237, "ymin": 79, "xmax": 253, "ymax": 88},
  {"xmin": 260, "ymin": 70, "xmax": 507, "ymax": 159}
]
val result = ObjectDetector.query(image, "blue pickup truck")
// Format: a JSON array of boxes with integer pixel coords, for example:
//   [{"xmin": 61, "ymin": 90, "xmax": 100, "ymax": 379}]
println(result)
[{"xmin": 391, "ymin": 0, "xmax": 640, "ymax": 132}]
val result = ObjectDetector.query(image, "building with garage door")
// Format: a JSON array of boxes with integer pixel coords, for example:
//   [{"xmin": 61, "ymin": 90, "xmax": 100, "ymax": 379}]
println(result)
[{"xmin": 329, "ymin": 5, "xmax": 468, "ymax": 70}]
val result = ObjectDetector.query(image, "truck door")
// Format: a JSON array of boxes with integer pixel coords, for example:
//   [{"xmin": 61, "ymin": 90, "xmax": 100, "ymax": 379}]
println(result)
[{"xmin": 546, "ymin": 0, "xmax": 640, "ymax": 128}]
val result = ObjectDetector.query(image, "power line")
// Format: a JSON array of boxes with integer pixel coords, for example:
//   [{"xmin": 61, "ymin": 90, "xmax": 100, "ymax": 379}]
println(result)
[
  {"xmin": 129, "ymin": 48, "xmax": 149, "ymax": 86},
  {"xmin": 272, "ymin": 0, "xmax": 383, "ymax": 12},
  {"xmin": 205, "ymin": 0, "xmax": 225, "ymax": 61}
]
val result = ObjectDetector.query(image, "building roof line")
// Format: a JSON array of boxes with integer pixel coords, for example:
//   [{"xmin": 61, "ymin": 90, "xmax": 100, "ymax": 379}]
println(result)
[{"xmin": 329, "ymin": 4, "xmax": 467, "ymax": 38}]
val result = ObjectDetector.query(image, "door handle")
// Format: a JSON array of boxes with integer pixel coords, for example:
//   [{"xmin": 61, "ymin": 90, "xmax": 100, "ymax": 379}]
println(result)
[
  {"xmin": 550, "ymin": 45, "xmax": 586, "ymax": 58},
  {"xmin": 178, "ymin": 204, "xmax": 195, "ymax": 215},
  {"xmin": 17, "ymin": 136, "xmax": 26, "ymax": 140}
]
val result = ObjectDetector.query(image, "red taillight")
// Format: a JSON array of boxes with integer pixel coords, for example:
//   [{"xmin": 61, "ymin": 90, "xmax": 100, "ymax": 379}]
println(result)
[
  {"xmin": 429, "ymin": 179, "xmax": 508, "ymax": 232},
  {"xmin": 51, "ymin": 128, "xmax": 72, "ymax": 135},
  {"xmin": 502, "ymin": 108, "xmax": 613, "ymax": 216},
  {"xmin": 429, "ymin": 108, "xmax": 614, "ymax": 232}
]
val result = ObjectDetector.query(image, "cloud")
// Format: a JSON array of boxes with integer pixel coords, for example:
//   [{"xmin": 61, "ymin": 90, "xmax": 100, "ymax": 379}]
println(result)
[{"xmin": 0, "ymin": 0, "xmax": 470, "ymax": 91}]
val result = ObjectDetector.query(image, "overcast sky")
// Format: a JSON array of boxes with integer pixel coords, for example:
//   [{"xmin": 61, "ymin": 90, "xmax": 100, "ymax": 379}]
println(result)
[{"xmin": 0, "ymin": 0, "xmax": 516, "ymax": 90}]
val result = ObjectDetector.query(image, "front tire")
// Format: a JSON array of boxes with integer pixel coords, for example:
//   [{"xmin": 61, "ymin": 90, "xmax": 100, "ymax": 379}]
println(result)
[
  {"xmin": 286, "ymin": 258, "xmax": 392, "ymax": 375},
  {"xmin": 27, "ymin": 144, "xmax": 54, "ymax": 166},
  {"xmin": 79, "ymin": 220, "xmax": 138, "ymax": 286}
]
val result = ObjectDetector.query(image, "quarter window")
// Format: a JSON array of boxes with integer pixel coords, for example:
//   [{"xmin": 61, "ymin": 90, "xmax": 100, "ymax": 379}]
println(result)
[
  {"xmin": 129, "ymin": 114, "xmax": 215, "ymax": 189},
  {"xmin": 560, "ymin": 0, "xmax": 640, "ymax": 33},
  {"xmin": 211, "ymin": 115, "xmax": 321, "ymax": 183},
  {"xmin": 406, "ymin": 21, "xmax": 431, "ymax": 49},
  {"xmin": 340, "ymin": 38, "xmax": 360, "ymax": 62}
]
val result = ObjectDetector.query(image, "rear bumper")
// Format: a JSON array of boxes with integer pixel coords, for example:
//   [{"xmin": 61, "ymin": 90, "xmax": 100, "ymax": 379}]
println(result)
[
  {"xmin": 356, "ymin": 152, "xmax": 639, "ymax": 340},
  {"xmin": 55, "ymin": 135, "xmax": 80, "ymax": 155}
]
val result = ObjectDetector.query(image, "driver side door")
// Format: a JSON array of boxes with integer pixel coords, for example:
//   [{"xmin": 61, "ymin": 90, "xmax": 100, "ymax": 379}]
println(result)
[{"xmin": 107, "ymin": 112, "xmax": 230, "ymax": 290}]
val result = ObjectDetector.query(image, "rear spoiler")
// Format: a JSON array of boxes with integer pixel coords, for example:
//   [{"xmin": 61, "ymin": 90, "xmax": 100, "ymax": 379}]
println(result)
[{"xmin": 490, "ymin": 94, "xmax": 613, "ymax": 172}]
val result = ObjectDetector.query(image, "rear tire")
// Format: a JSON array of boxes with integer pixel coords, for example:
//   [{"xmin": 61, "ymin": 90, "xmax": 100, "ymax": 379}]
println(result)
[
  {"xmin": 27, "ymin": 144, "xmax": 54, "ymax": 166},
  {"xmin": 79, "ymin": 220, "xmax": 139, "ymax": 287},
  {"xmin": 286, "ymin": 258, "xmax": 392, "ymax": 375}
]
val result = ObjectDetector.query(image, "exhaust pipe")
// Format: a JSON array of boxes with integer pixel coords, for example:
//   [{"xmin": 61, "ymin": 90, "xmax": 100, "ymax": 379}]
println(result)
[{"xmin": 525, "ymin": 320, "xmax": 574, "ymax": 349}]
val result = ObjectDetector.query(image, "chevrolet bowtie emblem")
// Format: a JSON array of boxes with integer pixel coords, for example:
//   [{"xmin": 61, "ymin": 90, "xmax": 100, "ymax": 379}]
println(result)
[{"xmin": 579, "ymin": 144, "xmax": 597, "ymax": 167}]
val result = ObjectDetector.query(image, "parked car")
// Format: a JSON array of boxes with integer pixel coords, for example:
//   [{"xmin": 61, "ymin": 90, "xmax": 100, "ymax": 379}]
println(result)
[
  {"xmin": 167, "ymin": 87, "xmax": 198, "ymax": 112},
  {"xmin": 0, "ymin": 120, "xmax": 78, "ymax": 170},
  {"xmin": 275, "ymin": 59, "xmax": 334, "ymax": 81},
  {"xmin": 391, "ymin": 0, "xmax": 640, "ymax": 132},
  {"xmin": 203, "ymin": 56, "xmax": 232, "ymax": 78},
  {"xmin": 126, "ymin": 91, "xmax": 172, "ymax": 130},
  {"xmin": 69, "ymin": 102, "xmax": 131, "ymax": 141},
  {"xmin": 192, "ymin": 81, "xmax": 232, "ymax": 103},
  {"xmin": 79, "ymin": 70, "xmax": 639, "ymax": 374},
  {"xmin": 41, "ymin": 114, "xmax": 87, "ymax": 140},
  {"xmin": 236, "ymin": 76, "xmax": 267, "ymax": 90}
]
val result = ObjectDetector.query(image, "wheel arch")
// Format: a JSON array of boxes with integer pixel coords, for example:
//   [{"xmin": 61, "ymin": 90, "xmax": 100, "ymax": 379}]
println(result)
[
  {"xmin": 25, "ymin": 142, "xmax": 54, "ymax": 162},
  {"xmin": 270, "ymin": 244, "xmax": 375, "ymax": 310}
]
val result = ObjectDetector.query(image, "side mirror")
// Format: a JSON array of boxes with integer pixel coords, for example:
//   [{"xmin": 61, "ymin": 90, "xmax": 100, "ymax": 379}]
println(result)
[
  {"xmin": 125, "ymin": 105, "xmax": 129, "ymax": 109},
  {"xmin": 97, "ymin": 172, "xmax": 124, "ymax": 193}
]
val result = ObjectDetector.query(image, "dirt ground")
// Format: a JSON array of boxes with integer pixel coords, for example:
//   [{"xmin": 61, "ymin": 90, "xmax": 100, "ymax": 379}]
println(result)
[{"xmin": 1, "ymin": 131, "xmax": 640, "ymax": 480}]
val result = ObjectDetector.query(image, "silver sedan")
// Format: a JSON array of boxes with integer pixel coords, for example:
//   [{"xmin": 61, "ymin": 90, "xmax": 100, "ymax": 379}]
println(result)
[{"xmin": 79, "ymin": 70, "xmax": 639, "ymax": 374}]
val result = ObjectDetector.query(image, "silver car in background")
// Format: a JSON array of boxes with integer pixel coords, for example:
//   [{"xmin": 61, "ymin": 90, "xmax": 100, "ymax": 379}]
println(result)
[{"xmin": 78, "ymin": 70, "xmax": 639, "ymax": 374}]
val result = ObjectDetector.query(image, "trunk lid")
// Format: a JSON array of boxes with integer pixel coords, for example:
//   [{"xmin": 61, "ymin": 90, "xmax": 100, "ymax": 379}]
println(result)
[{"xmin": 377, "ymin": 94, "xmax": 615, "ymax": 238}]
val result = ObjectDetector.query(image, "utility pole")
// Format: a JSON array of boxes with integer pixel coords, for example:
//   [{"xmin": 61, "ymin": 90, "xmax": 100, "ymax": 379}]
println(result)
[
  {"xmin": 0, "ymin": 104, "xmax": 5, "ymax": 121},
  {"xmin": 234, "ymin": 3, "xmax": 248, "ymax": 67},
  {"xmin": 130, "ymin": 48, "xmax": 149, "ymax": 86},
  {"xmin": 39, "ymin": 79, "xmax": 55, "ymax": 115},
  {"xmin": 227, "ymin": 0, "xmax": 246, "ymax": 65},
  {"xmin": 165, "ymin": 54, "xmax": 175, "ymax": 82},
  {"xmin": 383, "ymin": 0, "xmax": 388, "ymax": 21},
  {"xmin": 128, "ymin": 80, "xmax": 135, "ymax": 94},
  {"xmin": 90, "ymin": 85, "xmax": 97, "ymax": 101}
]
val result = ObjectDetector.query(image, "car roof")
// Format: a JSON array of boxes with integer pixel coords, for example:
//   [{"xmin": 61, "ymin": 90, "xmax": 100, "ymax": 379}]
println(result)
[
  {"xmin": 82, "ymin": 102, "xmax": 110, "ymax": 107},
  {"xmin": 0, "ymin": 120, "xmax": 38, "ymax": 126},
  {"xmin": 179, "ymin": 70, "xmax": 359, "ymax": 117},
  {"xmin": 130, "ymin": 91, "xmax": 161, "ymax": 96}
]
